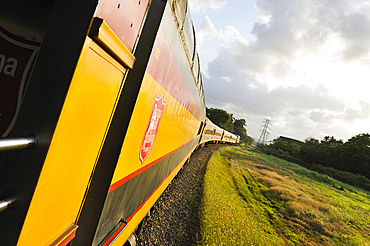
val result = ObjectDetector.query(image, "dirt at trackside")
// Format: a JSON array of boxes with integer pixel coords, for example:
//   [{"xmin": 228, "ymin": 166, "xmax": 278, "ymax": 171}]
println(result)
[{"xmin": 135, "ymin": 144, "xmax": 224, "ymax": 246}]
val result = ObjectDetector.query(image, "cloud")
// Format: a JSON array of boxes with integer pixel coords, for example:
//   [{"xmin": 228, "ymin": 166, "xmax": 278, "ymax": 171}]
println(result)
[
  {"xmin": 197, "ymin": 0, "xmax": 370, "ymax": 140},
  {"xmin": 196, "ymin": 16, "xmax": 244, "ymax": 48},
  {"xmin": 204, "ymin": 42, "xmax": 345, "ymax": 115},
  {"xmin": 219, "ymin": 26, "xmax": 244, "ymax": 42},
  {"xmin": 342, "ymin": 101, "xmax": 370, "ymax": 123},
  {"xmin": 196, "ymin": 16, "xmax": 218, "ymax": 47},
  {"xmin": 202, "ymin": 33, "xmax": 362, "ymax": 140},
  {"xmin": 221, "ymin": 76, "xmax": 232, "ymax": 83},
  {"xmin": 253, "ymin": 0, "xmax": 370, "ymax": 63},
  {"xmin": 188, "ymin": 0, "xmax": 228, "ymax": 13},
  {"xmin": 339, "ymin": 10, "xmax": 370, "ymax": 61},
  {"xmin": 309, "ymin": 110, "xmax": 335, "ymax": 124}
]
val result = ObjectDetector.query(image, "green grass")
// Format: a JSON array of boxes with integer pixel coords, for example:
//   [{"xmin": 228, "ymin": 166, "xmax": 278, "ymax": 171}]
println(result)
[{"xmin": 199, "ymin": 146, "xmax": 370, "ymax": 245}]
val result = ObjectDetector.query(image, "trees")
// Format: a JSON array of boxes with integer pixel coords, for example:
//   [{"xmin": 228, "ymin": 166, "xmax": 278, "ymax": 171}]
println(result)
[
  {"xmin": 206, "ymin": 107, "xmax": 252, "ymax": 144},
  {"xmin": 265, "ymin": 137, "xmax": 301, "ymax": 163},
  {"xmin": 206, "ymin": 108, "xmax": 232, "ymax": 131},
  {"xmin": 233, "ymin": 118, "xmax": 247, "ymax": 143},
  {"xmin": 340, "ymin": 133, "xmax": 370, "ymax": 177},
  {"xmin": 266, "ymin": 134, "xmax": 370, "ymax": 179},
  {"xmin": 299, "ymin": 138, "xmax": 321, "ymax": 165},
  {"xmin": 320, "ymin": 136, "xmax": 343, "ymax": 168}
]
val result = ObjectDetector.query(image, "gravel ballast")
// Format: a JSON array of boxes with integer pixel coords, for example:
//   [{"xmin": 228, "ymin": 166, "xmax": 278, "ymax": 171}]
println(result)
[{"xmin": 135, "ymin": 144, "xmax": 223, "ymax": 245}]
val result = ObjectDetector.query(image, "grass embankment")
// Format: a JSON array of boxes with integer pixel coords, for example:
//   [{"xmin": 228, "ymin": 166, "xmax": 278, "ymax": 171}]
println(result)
[{"xmin": 200, "ymin": 146, "xmax": 370, "ymax": 245}]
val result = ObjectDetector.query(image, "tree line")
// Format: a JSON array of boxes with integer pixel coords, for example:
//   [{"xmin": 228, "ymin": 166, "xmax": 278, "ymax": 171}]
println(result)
[
  {"xmin": 206, "ymin": 107, "xmax": 254, "ymax": 145},
  {"xmin": 263, "ymin": 134, "xmax": 370, "ymax": 190}
]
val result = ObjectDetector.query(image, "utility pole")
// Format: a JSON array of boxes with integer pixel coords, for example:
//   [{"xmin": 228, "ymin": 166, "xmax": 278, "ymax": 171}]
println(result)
[{"xmin": 258, "ymin": 118, "xmax": 271, "ymax": 144}]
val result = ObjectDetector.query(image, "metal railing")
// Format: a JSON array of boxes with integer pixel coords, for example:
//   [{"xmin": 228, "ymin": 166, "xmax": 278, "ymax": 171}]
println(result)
[
  {"xmin": 0, "ymin": 136, "xmax": 37, "ymax": 212},
  {"xmin": 0, "ymin": 137, "xmax": 37, "ymax": 152},
  {"xmin": 0, "ymin": 196, "xmax": 17, "ymax": 213}
]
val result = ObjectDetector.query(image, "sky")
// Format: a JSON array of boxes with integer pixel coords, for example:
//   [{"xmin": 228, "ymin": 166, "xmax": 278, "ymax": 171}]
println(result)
[{"xmin": 187, "ymin": 0, "xmax": 370, "ymax": 142}]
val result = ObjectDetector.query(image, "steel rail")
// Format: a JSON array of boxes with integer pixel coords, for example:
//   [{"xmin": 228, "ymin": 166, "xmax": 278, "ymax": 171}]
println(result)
[{"xmin": 0, "ymin": 137, "xmax": 37, "ymax": 152}]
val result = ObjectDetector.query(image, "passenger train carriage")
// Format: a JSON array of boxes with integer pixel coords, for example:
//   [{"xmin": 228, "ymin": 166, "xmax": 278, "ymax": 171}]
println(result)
[{"xmin": 0, "ymin": 0, "xmax": 239, "ymax": 245}]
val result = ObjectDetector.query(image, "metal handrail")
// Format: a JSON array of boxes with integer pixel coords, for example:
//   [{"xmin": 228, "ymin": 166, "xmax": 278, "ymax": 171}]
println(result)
[
  {"xmin": 0, "ymin": 196, "xmax": 17, "ymax": 212},
  {"xmin": 0, "ymin": 137, "xmax": 37, "ymax": 152}
]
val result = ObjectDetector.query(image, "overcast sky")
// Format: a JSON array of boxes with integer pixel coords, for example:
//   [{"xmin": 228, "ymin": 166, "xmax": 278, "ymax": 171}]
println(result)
[{"xmin": 188, "ymin": 0, "xmax": 370, "ymax": 142}]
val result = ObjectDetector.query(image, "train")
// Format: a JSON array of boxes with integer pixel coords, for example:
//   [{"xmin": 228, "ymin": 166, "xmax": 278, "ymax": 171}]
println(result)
[{"xmin": 0, "ymin": 0, "xmax": 239, "ymax": 245}]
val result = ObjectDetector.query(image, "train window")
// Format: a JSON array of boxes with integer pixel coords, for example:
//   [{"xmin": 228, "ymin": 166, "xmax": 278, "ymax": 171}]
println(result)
[
  {"xmin": 197, "ymin": 121, "xmax": 204, "ymax": 135},
  {"xmin": 193, "ymin": 53, "xmax": 199, "ymax": 83},
  {"xmin": 197, "ymin": 72, "xmax": 201, "ymax": 88},
  {"xmin": 183, "ymin": 8, "xmax": 195, "ymax": 60},
  {"xmin": 171, "ymin": 0, "xmax": 187, "ymax": 28},
  {"xmin": 192, "ymin": 23, "xmax": 197, "ymax": 61},
  {"xmin": 205, "ymin": 129, "xmax": 213, "ymax": 135},
  {"xmin": 199, "ymin": 75, "xmax": 204, "ymax": 93},
  {"xmin": 199, "ymin": 78, "xmax": 204, "ymax": 102}
]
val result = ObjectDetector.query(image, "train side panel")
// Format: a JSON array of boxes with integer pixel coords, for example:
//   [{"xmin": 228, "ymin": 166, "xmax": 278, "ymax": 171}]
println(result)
[
  {"xmin": 200, "ymin": 118, "xmax": 239, "ymax": 145},
  {"xmin": 0, "ymin": 0, "xmax": 152, "ymax": 245},
  {"xmin": 214, "ymin": 124, "xmax": 224, "ymax": 141},
  {"xmin": 16, "ymin": 38, "xmax": 127, "ymax": 246},
  {"xmin": 89, "ymin": 2, "xmax": 206, "ymax": 245},
  {"xmin": 0, "ymin": 0, "xmax": 239, "ymax": 245},
  {"xmin": 0, "ymin": 1, "xmax": 102, "ymax": 245},
  {"xmin": 200, "ymin": 119, "xmax": 222, "ymax": 143}
]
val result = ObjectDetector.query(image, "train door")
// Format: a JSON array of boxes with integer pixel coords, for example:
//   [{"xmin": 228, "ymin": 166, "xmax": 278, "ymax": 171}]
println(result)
[
  {"xmin": 0, "ymin": 0, "xmax": 149, "ymax": 245},
  {"xmin": 0, "ymin": 1, "xmax": 99, "ymax": 245},
  {"xmin": 0, "ymin": 0, "xmax": 168, "ymax": 244}
]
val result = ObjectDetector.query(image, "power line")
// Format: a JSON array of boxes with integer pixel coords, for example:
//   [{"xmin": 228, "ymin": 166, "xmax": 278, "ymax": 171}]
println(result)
[{"xmin": 258, "ymin": 118, "xmax": 272, "ymax": 144}]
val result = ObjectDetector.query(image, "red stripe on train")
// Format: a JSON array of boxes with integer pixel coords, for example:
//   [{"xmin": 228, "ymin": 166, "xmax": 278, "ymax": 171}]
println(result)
[
  {"xmin": 104, "ymin": 144, "xmax": 197, "ymax": 245},
  {"xmin": 146, "ymin": 28, "xmax": 203, "ymax": 121},
  {"xmin": 108, "ymin": 136, "xmax": 197, "ymax": 194}
]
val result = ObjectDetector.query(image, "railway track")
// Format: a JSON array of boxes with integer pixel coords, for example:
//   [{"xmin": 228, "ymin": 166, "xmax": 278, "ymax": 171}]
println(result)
[{"xmin": 136, "ymin": 145, "xmax": 223, "ymax": 245}]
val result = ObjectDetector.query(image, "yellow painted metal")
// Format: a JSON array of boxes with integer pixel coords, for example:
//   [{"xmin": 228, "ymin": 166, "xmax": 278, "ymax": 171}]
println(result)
[
  {"xmin": 17, "ymin": 38, "xmax": 126, "ymax": 246},
  {"xmin": 93, "ymin": 20, "xmax": 136, "ymax": 69},
  {"xmin": 49, "ymin": 224, "xmax": 78, "ymax": 246},
  {"xmin": 105, "ymin": 71, "xmax": 201, "ymax": 244},
  {"xmin": 110, "ymin": 148, "xmax": 195, "ymax": 246},
  {"xmin": 110, "ymin": 72, "xmax": 200, "ymax": 185}
]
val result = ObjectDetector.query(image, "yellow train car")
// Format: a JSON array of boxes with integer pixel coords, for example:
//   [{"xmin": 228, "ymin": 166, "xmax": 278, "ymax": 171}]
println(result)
[
  {"xmin": 200, "ymin": 119, "xmax": 221, "ymax": 144},
  {"xmin": 200, "ymin": 118, "xmax": 238, "ymax": 145},
  {"xmin": 224, "ymin": 133, "xmax": 240, "ymax": 144},
  {"xmin": 0, "ymin": 0, "xmax": 239, "ymax": 245},
  {"xmin": 75, "ymin": 2, "xmax": 207, "ymax": 245}
]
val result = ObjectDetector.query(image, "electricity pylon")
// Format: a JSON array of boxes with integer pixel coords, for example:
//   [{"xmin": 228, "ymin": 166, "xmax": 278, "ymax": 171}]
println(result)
[{"xmin": 258, "ymin": 118, "xmax": 271, "ymax": 144}]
